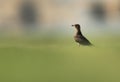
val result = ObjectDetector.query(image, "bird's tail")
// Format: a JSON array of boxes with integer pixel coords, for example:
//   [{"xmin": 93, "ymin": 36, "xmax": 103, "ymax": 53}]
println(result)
[{"xmin": 90, "ymin": 43, "xmax": 95, "ymax": 47}]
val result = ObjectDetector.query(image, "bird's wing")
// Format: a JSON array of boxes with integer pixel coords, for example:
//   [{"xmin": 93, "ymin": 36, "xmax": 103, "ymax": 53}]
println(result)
[{"xmin": 78, "ymin": 36, "xmax": 92, "ymax": 45}]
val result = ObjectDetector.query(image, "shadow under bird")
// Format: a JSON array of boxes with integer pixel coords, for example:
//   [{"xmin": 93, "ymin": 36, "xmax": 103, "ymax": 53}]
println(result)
[{"xmin": 72, "ymin": 24, "xmax": 92, "ymax": 46}]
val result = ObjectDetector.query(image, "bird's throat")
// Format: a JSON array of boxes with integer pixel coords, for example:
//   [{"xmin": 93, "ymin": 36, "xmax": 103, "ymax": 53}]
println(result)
[{"xmin": 76, "ymin": 29, "xmax": 82, "ymax": 35}]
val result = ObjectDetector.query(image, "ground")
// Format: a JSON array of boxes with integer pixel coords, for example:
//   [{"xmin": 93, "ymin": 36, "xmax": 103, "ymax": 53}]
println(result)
[{"xmin": 0, "ymin": 35, "xmax": 120, "ymax": 82}]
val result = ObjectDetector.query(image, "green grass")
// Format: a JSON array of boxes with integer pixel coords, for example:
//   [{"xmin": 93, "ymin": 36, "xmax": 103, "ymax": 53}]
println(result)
[{"xmin": 0, "ymin": 36, "xmax": 120, "ymax": 82}]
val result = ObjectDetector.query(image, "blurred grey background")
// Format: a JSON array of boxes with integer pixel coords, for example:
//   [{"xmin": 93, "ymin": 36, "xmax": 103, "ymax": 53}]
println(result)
[{"xmin": 0, "ymin": 0, "xmax": 120, "ymax": 36}]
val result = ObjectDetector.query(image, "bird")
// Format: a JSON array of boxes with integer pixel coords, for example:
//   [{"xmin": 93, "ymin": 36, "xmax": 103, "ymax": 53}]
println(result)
[{"xmin": 72, "ymin": 24, "xmax": 92, "ymax": 46}]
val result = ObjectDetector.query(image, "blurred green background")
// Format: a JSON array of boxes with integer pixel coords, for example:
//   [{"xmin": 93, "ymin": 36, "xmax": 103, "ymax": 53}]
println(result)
[
  {"xmin": 0, "ymin": 0, "xmax": 120, "ymax": 82},
  {"xmin": 0, "ymin": 35, "xmax": 120, "ymax": 82}
]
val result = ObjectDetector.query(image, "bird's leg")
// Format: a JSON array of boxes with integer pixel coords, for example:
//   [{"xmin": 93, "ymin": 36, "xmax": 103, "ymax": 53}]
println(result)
[{"xmin": 79, "ymin": 44, "xmax": 80, "ymax": 47}]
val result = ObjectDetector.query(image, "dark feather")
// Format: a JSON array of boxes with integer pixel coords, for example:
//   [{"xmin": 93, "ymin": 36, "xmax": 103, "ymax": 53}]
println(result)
[
  {"xmin": 72, "ymin": 24, "xmax": 93, "ymax": 46},
  {"xmin": 74, "ymin": 35, "xmax": 92, "ymax": 46}
]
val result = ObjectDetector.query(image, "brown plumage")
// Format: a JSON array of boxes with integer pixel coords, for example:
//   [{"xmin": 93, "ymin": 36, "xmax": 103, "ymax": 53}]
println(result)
[{"xmin": 72, "ymin": 24, "xmax": 92, "ymax": 46}]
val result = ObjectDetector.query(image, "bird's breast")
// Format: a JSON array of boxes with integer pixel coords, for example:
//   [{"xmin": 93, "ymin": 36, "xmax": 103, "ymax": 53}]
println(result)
[{"xmin": 74, "ymin": 35, "xmax": 82, "ymax": 42}]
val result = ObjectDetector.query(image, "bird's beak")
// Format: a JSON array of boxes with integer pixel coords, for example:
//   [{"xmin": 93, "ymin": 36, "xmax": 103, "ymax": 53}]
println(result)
[{"xmin": 72, "ymin": 25, "xmax": 75, "ymax": 27}]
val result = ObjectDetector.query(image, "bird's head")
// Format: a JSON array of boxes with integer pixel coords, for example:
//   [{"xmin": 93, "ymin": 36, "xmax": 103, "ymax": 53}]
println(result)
[{"xmin": 72, "ymin": 24, "xmax": 81, "ymax": 29}]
